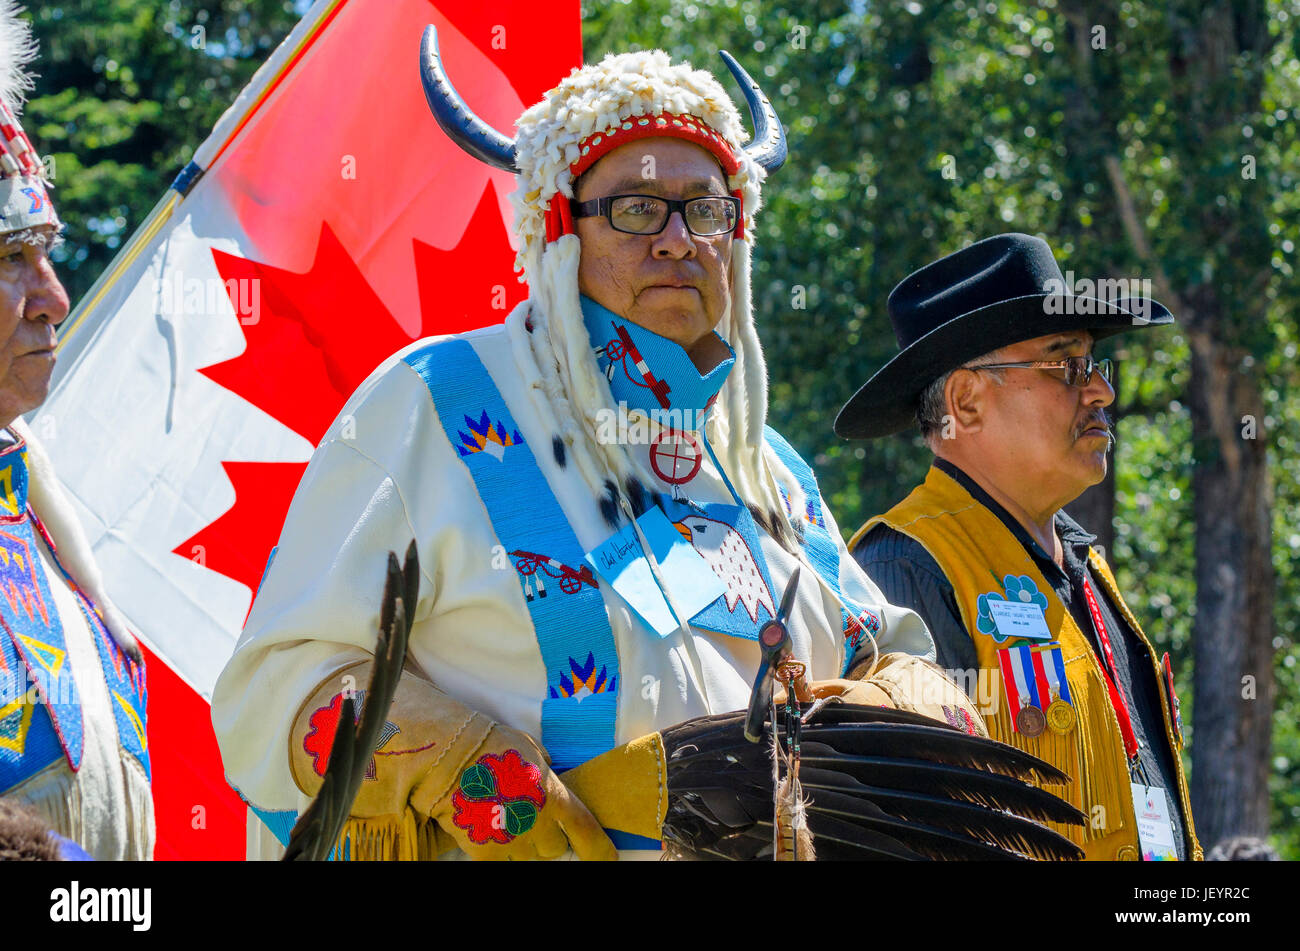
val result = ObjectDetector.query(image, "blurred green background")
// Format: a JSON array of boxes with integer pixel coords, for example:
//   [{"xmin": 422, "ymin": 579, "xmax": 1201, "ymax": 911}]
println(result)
[{"xmin": 26, "ymin": 0, "xmax": 1299, "ymax": 857}]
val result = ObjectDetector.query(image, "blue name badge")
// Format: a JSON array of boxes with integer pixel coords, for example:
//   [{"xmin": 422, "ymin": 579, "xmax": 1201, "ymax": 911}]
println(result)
[{"xmin": 585, "ymin": 507, "xmax": 726, "ymax": 638}]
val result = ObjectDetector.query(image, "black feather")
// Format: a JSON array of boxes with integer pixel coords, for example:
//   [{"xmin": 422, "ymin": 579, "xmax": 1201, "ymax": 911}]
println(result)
[
  {"xmin": 664, "ymin": 758, "xmax": 1079, "ymax": 861},
  {"xmin": 770, "ymin": 701, "xmax": 1073, "ymax": 785},
  {"xmin": 283, "ymin": 544, "xmax": 417, "ymax": 861},
  {"xmin": 657, "ymin": 703, "xmax": 1085, "ymax": 861},
  {"xmin": 552, "ymin": 435, "xmax": 566, "ymax": 469},
  {"xmin": 799, "ymin": 753, "xmax": 1085, "ymax": 825},
  {"xmin": 799, "ymin": 725, "xmax": 1068, "ymax": 783},
  {"xmin": 797, "ymin": 773, "xmax": 1081, "ymax": 859},
  {"xmin": 666, "ymin": 804, "xmax": 929, "ymax": 861},
  {"xmin": 747, "ymin": 504, "xmax": 772, "ymax": 536}
]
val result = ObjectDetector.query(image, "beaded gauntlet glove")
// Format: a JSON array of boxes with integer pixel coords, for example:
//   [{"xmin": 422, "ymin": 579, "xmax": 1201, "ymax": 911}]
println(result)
[{"xmin": 289, "ymin": 663, "xmax": 616, "ymax": 860}]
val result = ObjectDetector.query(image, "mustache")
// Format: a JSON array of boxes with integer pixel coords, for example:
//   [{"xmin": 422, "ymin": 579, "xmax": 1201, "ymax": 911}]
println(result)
[{"xmin": 1075, "ymin": 409, "xmax": 1115, "ymax": 444}]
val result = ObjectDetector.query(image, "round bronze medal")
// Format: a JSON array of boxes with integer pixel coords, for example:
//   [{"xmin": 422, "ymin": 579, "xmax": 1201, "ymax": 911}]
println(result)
[
  {"xmin": 1046, "ymin": 699, "xmax": 1076, "ymax": 734},
  {"xmin": 1016, "ymin": 704, "xmax": 1046, "ymax": 738}
]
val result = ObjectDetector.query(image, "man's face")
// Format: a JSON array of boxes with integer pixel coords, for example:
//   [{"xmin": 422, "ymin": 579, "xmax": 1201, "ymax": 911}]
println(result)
[
  {"xmin": 976, "ymin": 331, "xmax": 1115, "ymax": 499},
  {"xmin": 575, "ymin": 138, "xmax": 732, "ymax": 360},
  {"xmin": 0, "ymin": 228, "xmax": 70, "ymax": 426}
]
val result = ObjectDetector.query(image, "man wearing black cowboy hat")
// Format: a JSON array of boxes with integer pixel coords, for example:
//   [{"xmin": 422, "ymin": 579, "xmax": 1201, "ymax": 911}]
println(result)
[{"xmin": 837, "ymin": 233, "xmax": 1202, "ymax": 861}]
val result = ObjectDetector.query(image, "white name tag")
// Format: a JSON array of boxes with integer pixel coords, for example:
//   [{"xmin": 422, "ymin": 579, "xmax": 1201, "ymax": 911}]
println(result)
[
  {"xmin": 1130, "ymin": 783, "xmax": 1178, "ymax": 860},
  {"xmin": 987, "ymin": 599, "xmax": 1053, "ymax": 640},
  {"xmin": 584, "ymin": 507, "xmax": 726, "ymax": 638}
]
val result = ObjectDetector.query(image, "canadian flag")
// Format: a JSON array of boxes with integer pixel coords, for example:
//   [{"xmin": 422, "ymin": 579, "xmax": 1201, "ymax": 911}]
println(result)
[{"xmin": 30, "ymin": 0, "xmax": 580, "ymax": 858}]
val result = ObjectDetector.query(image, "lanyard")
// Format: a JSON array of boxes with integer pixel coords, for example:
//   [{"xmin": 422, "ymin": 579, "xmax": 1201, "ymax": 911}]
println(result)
[{"xmin": 1081, "ymin": 574, "xmax": 1141, "ymax": 763}]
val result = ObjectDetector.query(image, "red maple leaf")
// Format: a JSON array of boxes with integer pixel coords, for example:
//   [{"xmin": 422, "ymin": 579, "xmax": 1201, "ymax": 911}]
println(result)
[
  {"xmin": 176, "ymin": 183, "xmax": 525, "ymax": 595},
  {"xmin": 176, "ymin": 461, "xmax": 308, "ymax": 599}
]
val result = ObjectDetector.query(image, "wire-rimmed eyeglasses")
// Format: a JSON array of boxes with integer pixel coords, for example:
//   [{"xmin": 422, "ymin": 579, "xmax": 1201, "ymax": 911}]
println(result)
[{"xmin": 963, "ymin": 355, "xmax": 1114, "ymax": 388}]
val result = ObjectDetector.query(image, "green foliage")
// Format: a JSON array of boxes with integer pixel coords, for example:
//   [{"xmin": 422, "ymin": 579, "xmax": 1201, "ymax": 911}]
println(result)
[
  {"xmin": 584, "ymin": 0, "xmax": 1299, "ymax": 855},
  {"xmin": 1266, "ymin": 313, "xmax": 1300, "ymax": 859},
  {"xmin": 28, "ymin": 1, "xmax": 303, "ymax": 303}
]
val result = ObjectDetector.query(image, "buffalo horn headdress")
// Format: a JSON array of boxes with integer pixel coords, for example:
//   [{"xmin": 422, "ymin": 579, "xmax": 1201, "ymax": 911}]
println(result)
[
  {"xmin": 416, "ymin": 24, "xmax": 811, "ymax": 558},
  {"xmin": 418, "ymin": 26, "xmax": 786, "ymax": 177}
]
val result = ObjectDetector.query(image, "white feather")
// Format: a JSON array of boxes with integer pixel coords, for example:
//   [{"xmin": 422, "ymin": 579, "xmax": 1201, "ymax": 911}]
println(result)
[{"xmin": 0, "ymin": 1, "xmax": 37, "ymax": 114}]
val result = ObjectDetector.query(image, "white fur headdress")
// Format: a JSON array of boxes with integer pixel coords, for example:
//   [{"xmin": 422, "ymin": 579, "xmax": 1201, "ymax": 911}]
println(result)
[
  {"xmin": 507, "ymin": 48, "xmax": 764, "ymax": 275},
  {"xmin": 420, "ymin": 29, "xmax": 804, "ymax": 544}
]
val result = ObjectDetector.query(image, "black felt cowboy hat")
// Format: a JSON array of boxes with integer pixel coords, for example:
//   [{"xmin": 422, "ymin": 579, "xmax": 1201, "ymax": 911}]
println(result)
[{"xmin": 834, "ymin": 233, "xmax": 1174, "ymax": 439}]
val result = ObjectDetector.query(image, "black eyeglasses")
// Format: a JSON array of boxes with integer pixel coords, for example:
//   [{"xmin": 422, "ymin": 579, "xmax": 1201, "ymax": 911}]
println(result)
[
  {"xmin": 963, "ymin": 355, "xmax": 1114, "ymax": 388},
  {"xmin": 570, "ymin": 194, "xmax": 740, "ymax": 237}
]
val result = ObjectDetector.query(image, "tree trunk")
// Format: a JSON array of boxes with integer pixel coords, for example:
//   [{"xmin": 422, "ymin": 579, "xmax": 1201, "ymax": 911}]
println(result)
[
  {"xmin": 1082, "ymin": 0, "xmax": 1279, "ymax": 852},
  {"xmin": 1185, "ymin": 302, "xmax": 1276, "ymax": 850},
  {"xmin": 1055, "ymin": 1, "xmax": 1122, "ymax": 559},
  {"xmin": 1175, "ymin": 0, "xmax": 1277, "ymax": 854},
  {"xmin": 1067, "ymin": 465, "xmax": 1115, "ymax": 557}
]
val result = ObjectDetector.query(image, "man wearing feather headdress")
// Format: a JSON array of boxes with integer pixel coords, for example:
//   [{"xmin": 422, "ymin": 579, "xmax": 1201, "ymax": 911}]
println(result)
[
  {"xmin": 213, "ymin": 28, "xmax": 981, "ymax": 861},
  {"xmin": 0, "ymin": 1, "xmax": 153, "ymax": 860}
]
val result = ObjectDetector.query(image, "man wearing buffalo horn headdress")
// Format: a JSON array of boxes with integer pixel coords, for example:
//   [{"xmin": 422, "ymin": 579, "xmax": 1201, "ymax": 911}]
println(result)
[
  {"xmin": 0, "ymin": 2, "xmax": 153, "ymax": 860},
  {"xmin": 213, "ymin": 28, "xmax": 979, "ymax": 861}
]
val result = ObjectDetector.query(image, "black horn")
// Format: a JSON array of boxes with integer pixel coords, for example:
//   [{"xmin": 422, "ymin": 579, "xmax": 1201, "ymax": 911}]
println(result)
[
  {"xmin": 419, "ymin": 24, "xmax": 518, "ymax": 173},
  {"xmin": 719, "ymin": 50, "xmax": 787, "ymax": 173}
]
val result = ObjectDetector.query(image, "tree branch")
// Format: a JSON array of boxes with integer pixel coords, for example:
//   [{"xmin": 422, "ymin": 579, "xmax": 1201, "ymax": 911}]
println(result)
[{"xmin": 1101, "ymin": 153, "xmax": 1186, "ymax": 316}]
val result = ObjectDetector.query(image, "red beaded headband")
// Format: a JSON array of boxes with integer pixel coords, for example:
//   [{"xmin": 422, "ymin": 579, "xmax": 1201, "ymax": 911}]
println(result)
[
  {"xmin": 0, "ymin": 99, "xmax": 44, "ymax": 179},
  {"xmin": 544, "ymin": 112, "xmax": 745, "ymax": 243}
]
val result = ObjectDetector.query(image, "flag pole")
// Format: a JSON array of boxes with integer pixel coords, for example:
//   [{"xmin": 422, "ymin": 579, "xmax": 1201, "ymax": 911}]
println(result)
[{"xmin": 54, "ymin": 0, "xmax": 350, "ymax": 359}]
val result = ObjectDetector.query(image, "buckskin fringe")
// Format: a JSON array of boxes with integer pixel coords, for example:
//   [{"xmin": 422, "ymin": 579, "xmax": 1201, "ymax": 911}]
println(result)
[
  {"xmin": 333, "ymin": 808, "xmax": 451, "ymax": 861},
  {"xmin": 18, "ymin": 762, "xmax": 82, "ymax": 848}
]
